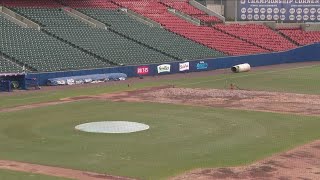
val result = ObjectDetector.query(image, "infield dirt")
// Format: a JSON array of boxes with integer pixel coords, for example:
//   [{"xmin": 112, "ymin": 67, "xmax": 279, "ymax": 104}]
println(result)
[{"xmin": 61, "ymin": 86, "xmax": 320, "ymax": 117}]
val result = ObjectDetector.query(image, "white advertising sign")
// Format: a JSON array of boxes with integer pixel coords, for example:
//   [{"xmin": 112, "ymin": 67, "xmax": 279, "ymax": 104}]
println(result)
[
  {"xmin": 157, "ymin": 64, "xmax": 171, "ymax": 73},
  {"xmin": 179, "ymin": 62, "xmax": 190, "ymax": 72}
]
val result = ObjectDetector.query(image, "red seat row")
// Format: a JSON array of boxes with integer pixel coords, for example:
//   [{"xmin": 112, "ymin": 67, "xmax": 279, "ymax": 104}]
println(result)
[
  {"xmin": 214, "ymin": 24, "xmax": 297, "ymax": 52},
  {"xmin": 279, "ymin": 29, "xmax": 320, "ymax": 46},
  {"xmin": 160, "ymin": 0, "xmax": 221, "ymax": 23},
  {"xmin": 62, "ymin": 0, "xmax": 119, "ymax": 9},
  {"xmin": 1, "ymin": 0, "xmax": 62, "ymax": 7}
]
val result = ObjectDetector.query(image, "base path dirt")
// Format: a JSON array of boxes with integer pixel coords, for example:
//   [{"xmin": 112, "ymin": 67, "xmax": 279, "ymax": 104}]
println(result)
[
  {"xmin": 0, "ymin": 100, "xmax": 74, "ymax": 113},
  {"xmin": 0, "ymin": 160, "xmax": 135, "ymax": 180},
  {"xmin": 171, "ymin": 140, "xmax": 320, "ymax": 180}
]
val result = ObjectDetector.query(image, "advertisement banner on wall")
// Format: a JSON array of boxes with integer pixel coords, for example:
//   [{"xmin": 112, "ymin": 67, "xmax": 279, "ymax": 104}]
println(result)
[
  {"xmin": 179, "ymin": 62, "xmax": 190, "ymax": 72},
  {"xmin": 238, "ymin": 0, "xmax": 320, "ymax": 22},
  {"xmin": 157, "ymin": 64, "xmax": 171, "ymax": 73},
  {"xmin": 196, "ymin": 61, "xmax": 208, "ymax": 70},
  {"xmin": 137, "ymin": 66, "xmax": 149, "ymax": 75}
]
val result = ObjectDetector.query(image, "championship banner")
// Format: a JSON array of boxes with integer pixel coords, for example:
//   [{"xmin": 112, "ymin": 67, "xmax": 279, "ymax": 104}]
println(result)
[{"xmin": 238, "ymin": 0, "xmax": 320, "ymax": 22}]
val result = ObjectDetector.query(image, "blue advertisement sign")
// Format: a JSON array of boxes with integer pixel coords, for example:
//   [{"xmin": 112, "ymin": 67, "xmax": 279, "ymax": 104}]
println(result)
[
  {"xmin": 196, "ymin": 61, "xmax": 208, "ymax": 70},
  {"xmin": 238, "ymin": 0, "xmax": 320, "ymax": 22}
]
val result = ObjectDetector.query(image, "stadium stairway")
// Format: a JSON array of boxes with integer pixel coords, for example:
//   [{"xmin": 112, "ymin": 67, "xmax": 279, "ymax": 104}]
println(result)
[
  {"xmin": 276, "ymin": 28, "xmax": 301, "ymax": 47},
  {"xmin": 159, "ymin": 0, "xmax": 222, "ymax": 24}
]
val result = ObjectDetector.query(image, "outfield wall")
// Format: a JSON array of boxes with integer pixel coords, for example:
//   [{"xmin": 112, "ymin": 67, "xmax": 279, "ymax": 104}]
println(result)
[{"xmin": 26, "ymin": 43, "xmax": 320, "ymax": 85}]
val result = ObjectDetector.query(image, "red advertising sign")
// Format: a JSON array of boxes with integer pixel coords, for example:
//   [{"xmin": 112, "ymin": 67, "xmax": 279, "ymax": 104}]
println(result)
[{"xmin": 137, "ymin": 66, "xmax": 149, "ymax": 75}]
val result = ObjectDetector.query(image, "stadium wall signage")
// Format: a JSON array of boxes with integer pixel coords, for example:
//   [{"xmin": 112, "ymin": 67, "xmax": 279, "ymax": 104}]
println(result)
[
  {"xmin": 137, "ymin": 66, "xmax": 149, "ymax": 75},
  {"xmin": 157, "ymin": 64, "xmax": 171, "ymax": 73},
  {"xmin": 179, "ymin": 62, "xmax": 190, "ymax": 72},
  {"xmin": 238, "ymin": 0, "xmax": 320, "ymax": 22},
  {"xmin": 196, "ymin": 61, "xmax": 208, "ymax": 70}
]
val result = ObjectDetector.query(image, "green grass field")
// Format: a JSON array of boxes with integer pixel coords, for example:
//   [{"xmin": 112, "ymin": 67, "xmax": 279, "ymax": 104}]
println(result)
[{"xmin": 0, "ymin": 64, "xmax": 320, "ymax": 179}]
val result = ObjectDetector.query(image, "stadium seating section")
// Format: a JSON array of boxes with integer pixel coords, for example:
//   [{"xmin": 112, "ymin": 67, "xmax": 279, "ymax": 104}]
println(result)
[
  {"xmin": 79, "ymin": 9, "xmax": 224, "ymax": 60},
  {"xmin": 0, "ymin": 56, "xmax": 23, "ymax": 73},
  {"xmin": 114, "ymin": 0, "xmax": 271, "ymax": 55},
  {"xmin": 279, "ymin": 29, "xmax": 320, "ymax": 46},
  {"xmin": 62, "ymin": 0, "xmax": 118, "ymax": 9},
  {"xmin": 1, "ymin": 0, "xmax": 62, "ymax": 8},
  {"xmin": 214, "ymin": 24, "xmax": 297, "ymax": 51},
  {"xmin": 0, "ymin": 0, "xmax": 319, "ymax": 73},
  {"xmin": 0, "ymin": 14, "xmax": 109, "ymax": 72},
  {"xmin": 15, "ymin": 8, "xmax": 180, "ymax": 65},
  {"xmin": 160, "ymin": 0, "xmax": 221, "ymax": 23}
]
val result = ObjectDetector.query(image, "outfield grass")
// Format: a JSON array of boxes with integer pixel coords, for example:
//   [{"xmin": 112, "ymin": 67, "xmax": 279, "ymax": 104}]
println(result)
[
  {"xmin": 0, "ymin": 169, "xmax": 69, "ymax": 180},
  {"xmin": 1, "ymin": 64, "xmax": 319, "ymax": 109},
  {"xmin": 178, "ymin": 63, "xmax": 320, "ymax": 93},
  {"xmin": 0, "ymin": 101, "xmax": 320, "ymax": 179}
]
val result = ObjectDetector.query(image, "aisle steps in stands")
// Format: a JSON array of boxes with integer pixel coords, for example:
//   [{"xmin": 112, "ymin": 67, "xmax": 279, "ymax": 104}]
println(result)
[
  {"xmin": 120, "ymin": 8, "xmax": 161, "ymax": 27},
  {"xmin": 189, "ymin": 0, "xmax": 224, "ymax": 22},
  {"xmin": 167, "ymin": 8, "xmax": 201, "ymax": 26},
  {"xmin": 63, "ymin": 7, "xmax": 107, "ymax": 29},
  {"xmin": 0, "ymin": 6, "xmax": 40, "ymax": 29}
]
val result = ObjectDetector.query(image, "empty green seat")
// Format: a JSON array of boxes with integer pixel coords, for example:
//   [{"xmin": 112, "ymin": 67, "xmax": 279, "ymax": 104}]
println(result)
[
  {"xmin": 15, "ymin": 8, "xmax": 175, "ymax": 65},
  {"xmin": 1, "ymin": 14, "xmax": 111, "ymax": 72},
  {"xmin": 79, "ymin": 9, "xmax": 225, "ymax": 60},
  {"xmin": 0, "ymin": 56, "xmax": 23, "ymax": 73}
]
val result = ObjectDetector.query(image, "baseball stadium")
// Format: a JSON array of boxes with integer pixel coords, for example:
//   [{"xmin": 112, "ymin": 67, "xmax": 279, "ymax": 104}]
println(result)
[{"xmin": 1, "ymin": 0, "xmax": 320, "ymax": 179}]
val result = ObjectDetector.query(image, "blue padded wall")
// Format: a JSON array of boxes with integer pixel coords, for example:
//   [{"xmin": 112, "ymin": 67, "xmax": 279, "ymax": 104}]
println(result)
[{"xmin": 27, "ymin": 43, "xmax": 320, "ymax": 85}]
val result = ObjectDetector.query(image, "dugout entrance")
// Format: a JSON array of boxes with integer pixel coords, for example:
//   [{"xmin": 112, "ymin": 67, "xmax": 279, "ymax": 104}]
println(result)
[{"xmin": 0, "ymin": 73, "xmax": 39, "ymax": 92}]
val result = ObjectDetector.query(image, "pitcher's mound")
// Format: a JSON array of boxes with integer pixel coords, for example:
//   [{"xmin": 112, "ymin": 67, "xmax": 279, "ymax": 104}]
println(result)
[{"xmin": 75, "ymin": 121, "xmax": 149, "ymax": 133}]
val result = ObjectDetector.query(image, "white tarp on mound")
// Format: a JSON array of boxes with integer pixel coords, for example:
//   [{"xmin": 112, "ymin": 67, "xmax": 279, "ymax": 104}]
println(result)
[{"xmin": 75, "ymin": 121, "xmax": 149, "ymax": 133}]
